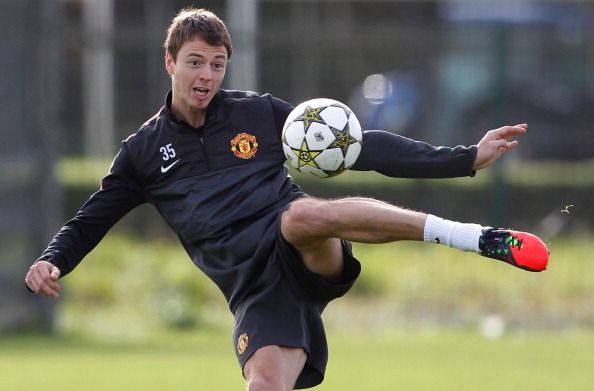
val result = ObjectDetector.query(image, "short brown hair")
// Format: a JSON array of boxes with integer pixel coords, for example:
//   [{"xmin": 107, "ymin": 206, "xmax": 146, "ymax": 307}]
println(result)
[{"xmin": 164, "ymin": 8, "xmax": 233, "ymax": 62}]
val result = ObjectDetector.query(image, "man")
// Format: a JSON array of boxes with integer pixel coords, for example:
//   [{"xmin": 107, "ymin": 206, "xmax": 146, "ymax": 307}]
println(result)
[{"xmin": 25, "ymin": 8, "xmax": 549, "ymax": 391}]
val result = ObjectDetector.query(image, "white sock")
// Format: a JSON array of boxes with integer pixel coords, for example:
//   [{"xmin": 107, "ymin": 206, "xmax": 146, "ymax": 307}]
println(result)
[{"xmin": 423, "ymin": 214, "xmax": 484, "ymax": 253}]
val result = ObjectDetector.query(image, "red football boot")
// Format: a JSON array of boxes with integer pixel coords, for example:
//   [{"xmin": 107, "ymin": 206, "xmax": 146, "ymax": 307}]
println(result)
[{"xmin": 479, "ymin": 228, "xmax": 549, "ymax": 272}]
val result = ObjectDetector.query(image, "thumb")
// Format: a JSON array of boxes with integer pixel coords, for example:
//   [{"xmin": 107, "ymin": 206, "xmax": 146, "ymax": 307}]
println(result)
[{"xmin": 50, "ymin": 266, "xmax": 61, "ymax": 280}]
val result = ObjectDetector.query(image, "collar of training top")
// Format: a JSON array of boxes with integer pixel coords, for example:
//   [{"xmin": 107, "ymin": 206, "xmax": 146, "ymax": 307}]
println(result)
[{"xmin": 162, "ymin": 90, "xmax": 225, "ymax": 132}]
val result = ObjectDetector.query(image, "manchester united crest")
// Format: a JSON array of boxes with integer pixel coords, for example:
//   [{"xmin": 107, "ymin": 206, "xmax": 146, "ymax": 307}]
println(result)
[
  {"xmin": 231, "ymin": 133, "xmax": 258, "ymax": 159},
  {"xmin": 237, "ymin": 333, "xmax": 249, "ymax": 355}
]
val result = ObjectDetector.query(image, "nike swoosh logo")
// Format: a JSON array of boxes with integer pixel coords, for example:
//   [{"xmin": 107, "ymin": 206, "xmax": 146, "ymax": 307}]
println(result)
[{"xmin": 160, "ymin": 159, "xmax": 180, "ymax": 173}]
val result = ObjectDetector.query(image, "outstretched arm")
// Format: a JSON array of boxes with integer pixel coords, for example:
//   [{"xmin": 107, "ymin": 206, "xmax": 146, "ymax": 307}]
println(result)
[
  {"xmin": 473, "ymin": 124, "xmax": 527, "ymax": 170},
  {"xmin": 351, "ymin": 124, "xmax": 527, "ymax": 178},
  {"xmin": 351, "ymin": 130, "xmax": 477, "ymax": 178},
  {"xmin": 24, "ymin": 143, "xmax": 146, "ymax": 295}
]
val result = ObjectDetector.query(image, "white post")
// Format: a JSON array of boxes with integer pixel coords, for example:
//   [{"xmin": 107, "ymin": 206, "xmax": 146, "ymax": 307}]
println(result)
[
  {"xmin": 82, "ymin": 0, "xmax": 115, "ymax": 158},
  {"xmin": 227, "ymin": 0, "xmax": 259, "ymax": 91}
]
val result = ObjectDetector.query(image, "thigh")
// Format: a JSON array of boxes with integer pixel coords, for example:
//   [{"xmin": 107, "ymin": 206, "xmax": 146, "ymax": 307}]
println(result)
[{"xmin": 244, "ymin": 345, "xmax": 307, "ymax": 390}]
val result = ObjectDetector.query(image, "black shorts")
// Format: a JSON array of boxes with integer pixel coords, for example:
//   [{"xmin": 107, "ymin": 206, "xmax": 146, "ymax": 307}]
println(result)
[{"xmin": 232, "ymin": 218, "xmax": 361, "ymax": 389}]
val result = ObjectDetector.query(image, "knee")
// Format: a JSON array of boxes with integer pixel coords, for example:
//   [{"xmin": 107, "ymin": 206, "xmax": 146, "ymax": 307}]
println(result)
[{"xmin": 282, "ymin": 198, "xmax": 332, "ymax": 239}]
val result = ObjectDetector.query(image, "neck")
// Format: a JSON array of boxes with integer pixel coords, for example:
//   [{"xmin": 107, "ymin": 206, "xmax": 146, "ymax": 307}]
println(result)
[
  {"xmin": 184, "ymin": 110, "xmax": 206, "ymax": 128},
  {"xmin": 170, "ymin": 100, "xmax": 206, "ymax": 128}
]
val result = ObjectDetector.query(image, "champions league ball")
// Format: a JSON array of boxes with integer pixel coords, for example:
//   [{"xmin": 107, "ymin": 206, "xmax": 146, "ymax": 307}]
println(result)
[{"xmin": 282, "ymin": 98, "xmax": 363, "ymax": 178}]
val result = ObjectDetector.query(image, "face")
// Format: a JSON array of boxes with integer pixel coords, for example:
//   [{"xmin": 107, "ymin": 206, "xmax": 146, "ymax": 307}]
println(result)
[{"xmin": 166, "ymin": 37, "xmax": 228, "ymax": 127}]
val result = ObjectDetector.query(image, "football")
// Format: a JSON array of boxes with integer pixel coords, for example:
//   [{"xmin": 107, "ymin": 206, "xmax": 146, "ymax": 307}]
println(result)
[{"xmin": 282, "ymin": 98, "xmax": 363, "ymax": 178}]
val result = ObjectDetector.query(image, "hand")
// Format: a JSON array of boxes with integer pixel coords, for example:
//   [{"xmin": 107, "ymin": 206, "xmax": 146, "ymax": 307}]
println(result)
[
  {"xmin": 473, "ymin": 124, "xmax": 527, "ymax": 170},
  {"xmin": 25, "ymin": 260, "xmax": 61, "ymax": 298}
]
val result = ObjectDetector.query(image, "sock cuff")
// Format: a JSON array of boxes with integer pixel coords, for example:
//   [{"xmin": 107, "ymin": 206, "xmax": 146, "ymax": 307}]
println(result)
[
  {"xmin": 424, "ymin": 214, "xmax": 483, "ymax": 252},
  {"xmin": 423, "ymin": 214, "xmax": 444, "ymax": 243},
  {"xmin": 454, "ymin": 223, "xmax": 484, "ymax": 252}
]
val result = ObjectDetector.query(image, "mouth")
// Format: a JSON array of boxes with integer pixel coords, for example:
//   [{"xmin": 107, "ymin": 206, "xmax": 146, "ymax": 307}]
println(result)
[{"xmin": 192, "ymin": 86, "xmax": 210, "ymax": 97}]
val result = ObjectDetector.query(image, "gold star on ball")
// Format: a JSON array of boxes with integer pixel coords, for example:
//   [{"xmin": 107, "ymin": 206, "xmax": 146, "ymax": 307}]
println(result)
[
  {"xmin": 295, "ymin": 106, "xmax": 325, "ymax": 130},
  {"xmin": 291, "ymin": 139, "xmax": 322, "ymax": 169},
  {"xmin": 328, "ymin": 126, "xmax": 358, "ymax": 156}
]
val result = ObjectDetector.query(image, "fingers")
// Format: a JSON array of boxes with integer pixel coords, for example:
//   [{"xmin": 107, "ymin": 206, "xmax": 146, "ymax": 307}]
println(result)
[
  {"xmin": 493, "ymin": 138, "xmax": 519, "ymax": 151},
  {"xmin": 492, "ymin": 124, "xmax": 527, "ymax": 140},
  {"xmin": 480, "ymin": 123, "xmax": 527, "ymax": 152},
  {"xmin": 474, "ymin": 124, "xmax": 526, "ymax": 170},
  {"xmin": 25, "ymin": 261, "xmax": 61, "ymax": 298}
]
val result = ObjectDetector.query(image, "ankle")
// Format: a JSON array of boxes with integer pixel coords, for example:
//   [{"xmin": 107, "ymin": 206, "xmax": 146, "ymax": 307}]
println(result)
[{"xmin": 423, "ymin": 214, "xmax": 483, "ymax": 252}]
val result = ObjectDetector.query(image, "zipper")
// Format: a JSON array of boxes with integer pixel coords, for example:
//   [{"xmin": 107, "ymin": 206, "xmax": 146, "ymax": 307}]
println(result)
[{"xmin": 198, "ymin": 133, "xmax": 210, "ymax": 170}]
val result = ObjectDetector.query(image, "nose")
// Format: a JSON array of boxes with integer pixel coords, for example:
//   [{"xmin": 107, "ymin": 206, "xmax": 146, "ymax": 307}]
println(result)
[{"xmin": 198, "ymin": 65, "xmax": 212, "ymax": 81}]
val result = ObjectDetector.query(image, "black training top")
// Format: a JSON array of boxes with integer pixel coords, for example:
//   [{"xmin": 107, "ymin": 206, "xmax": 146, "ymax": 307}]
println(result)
[{"xmin": 37, "ymin": 89, "xmax": 477, "ymax": 311}]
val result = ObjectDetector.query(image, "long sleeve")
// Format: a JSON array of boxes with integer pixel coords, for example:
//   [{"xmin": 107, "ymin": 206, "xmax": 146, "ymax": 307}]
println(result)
[
  {"xmin": 38, "ymin": 144, "xmax": 147, "ymax": 277},
  {"xmin": 351, "ymin": 130, "xmax": 477, "ymax": 178}
]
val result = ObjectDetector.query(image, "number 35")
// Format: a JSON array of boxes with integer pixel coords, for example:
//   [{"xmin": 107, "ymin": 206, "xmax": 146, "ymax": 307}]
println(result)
[{"xmin": 160, "ymin": 143, "xmax": 176, "ymax": 161}]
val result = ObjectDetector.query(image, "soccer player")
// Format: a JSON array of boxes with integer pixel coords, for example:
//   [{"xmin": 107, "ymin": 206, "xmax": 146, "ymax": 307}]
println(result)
[{"xmin": 25, "ymin": 8, "xmax": 549, "ymax": 391}]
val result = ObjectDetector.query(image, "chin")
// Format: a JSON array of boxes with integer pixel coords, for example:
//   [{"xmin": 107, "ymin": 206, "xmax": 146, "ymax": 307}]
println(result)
[
  {"xmin": 192, "ymin": 95, "xmax": 213, "ymax": 109},
  {"xmin": 192, "ymin": 101, "xmax": 210, "ymax": 111}
]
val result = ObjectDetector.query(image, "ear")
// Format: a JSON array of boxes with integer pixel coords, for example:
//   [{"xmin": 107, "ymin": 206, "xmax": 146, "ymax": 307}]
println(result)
[{"xmin": 165, "ymin": 52, "xmax": 175, "ymax": 75}]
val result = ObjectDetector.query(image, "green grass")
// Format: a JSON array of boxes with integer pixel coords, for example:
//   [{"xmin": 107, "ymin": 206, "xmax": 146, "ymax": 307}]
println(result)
[
  {"xmin": 2, "ymin": 329, "xmax": 594, "ymax": 390},
  {"xmin": 58, "ymin": 232, "xmax": 594, "ymax": 336},
  {"xmin": 322, "ymin": 329, "xmax": 594, "ymax": 391},
  {"xmin": 0, "ymin": 331, "xmax": 244, "ymax": 390},
  {"xmin": 345, "ymin": 236, "xmax": 594, "ymax": 329},
  {"xmin": 8, "ymin": 231, "xmax": 594, "ymax": 390}
]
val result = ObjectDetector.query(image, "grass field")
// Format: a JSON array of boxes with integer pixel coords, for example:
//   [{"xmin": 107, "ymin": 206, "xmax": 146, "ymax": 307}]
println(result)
[
  {"xmin": 58, "ymin": 233, "xmax": 594, "ymax": 335},
  {"xmin": 2, "ymin": 329, "xmax": 594, "ymax": 390},
  {"xmin": 8, "ymin": 232, "xmax": 593, "ymax": 390}
]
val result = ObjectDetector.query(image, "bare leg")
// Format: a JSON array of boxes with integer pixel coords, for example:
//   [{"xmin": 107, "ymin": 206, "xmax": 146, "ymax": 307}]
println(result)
[
  {"xmin": 281, "ymin": 196, "xmax": 550, "ymax": 276},
  {"xmin": 244, "ymin": 345, "xmax": 307, "ymax": 391},
  {"xmin": 281, "ymin": 197, "xmax": 427, "ymax": 279}
]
